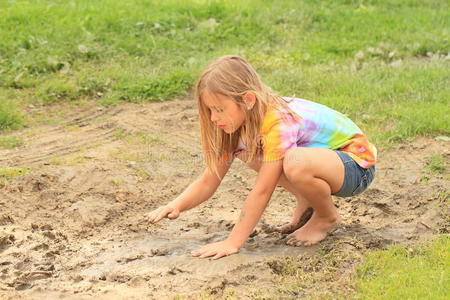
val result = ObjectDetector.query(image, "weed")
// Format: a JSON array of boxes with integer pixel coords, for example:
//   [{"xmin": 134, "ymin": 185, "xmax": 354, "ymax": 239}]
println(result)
[
  {"xmin": 125, "ymin": 132, "xmax": 165, "ymax": 145},
  {"xmin": 0, "ymin": 100, "xmax": 23, "ymax": 131},
  {"xmin": 425, "ymin": 154, "xmax": 447, "ymax": 174},
  {"xmin": 48, "ymin": 155, "xmax": 86, "ymax": 166},
  {"xmin": 0, "ymin": 167, "xmax": 29, "ymax": 187},
  {"xmin": 111, "ymin": 179, "xmax": 122, "ymax": 187},
  {"xmin": 113, "ymin": 128, "xmax": 128, "ymax": 140}
]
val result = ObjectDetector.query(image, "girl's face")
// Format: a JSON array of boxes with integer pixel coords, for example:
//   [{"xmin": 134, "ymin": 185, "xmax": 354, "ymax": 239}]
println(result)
[{"xmin": 201, "ymin": 92, "xmax": 246, "ymax": 134}]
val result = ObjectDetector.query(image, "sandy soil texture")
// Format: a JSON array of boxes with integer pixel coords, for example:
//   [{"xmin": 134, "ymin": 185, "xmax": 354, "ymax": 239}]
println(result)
[{"xmin": 0, "ymin": 99, "xmax": 448, "ymax": 299}]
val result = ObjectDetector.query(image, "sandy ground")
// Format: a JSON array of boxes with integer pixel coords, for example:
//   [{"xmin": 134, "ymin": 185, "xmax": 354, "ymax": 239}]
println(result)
[{"xmin": 0, "ymin": 98, "xmax": 448, "ymax": 299}]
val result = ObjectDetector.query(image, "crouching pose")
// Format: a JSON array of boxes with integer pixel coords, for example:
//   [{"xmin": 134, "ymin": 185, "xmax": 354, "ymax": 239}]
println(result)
[{"xmin": 144, "ymin": 55, "xmax": 377, "ymax": 260}]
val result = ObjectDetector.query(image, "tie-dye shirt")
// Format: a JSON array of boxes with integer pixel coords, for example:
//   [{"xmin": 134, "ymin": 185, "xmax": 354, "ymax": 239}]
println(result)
[{"xmin": 234, "ymin": 97, "xmax": 377, "ymax": 168}]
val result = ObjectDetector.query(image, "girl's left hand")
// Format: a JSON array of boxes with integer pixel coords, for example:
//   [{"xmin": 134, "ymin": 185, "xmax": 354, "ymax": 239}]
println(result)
[{"xmin": 191, "ymin": 240, "xmax": 240, "ymax": 260}]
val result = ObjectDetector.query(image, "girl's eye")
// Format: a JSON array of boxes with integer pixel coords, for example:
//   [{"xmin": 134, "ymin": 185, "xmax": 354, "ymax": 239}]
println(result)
[{"xmin": 214, "ymin": 107, "xmax": 223, "ymax": 113}]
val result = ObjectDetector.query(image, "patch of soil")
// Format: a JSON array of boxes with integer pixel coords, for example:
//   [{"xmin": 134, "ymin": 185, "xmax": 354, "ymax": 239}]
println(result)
[{"xmin": 0, "ymin": 98, "xmax": 448, "ymax": 299}]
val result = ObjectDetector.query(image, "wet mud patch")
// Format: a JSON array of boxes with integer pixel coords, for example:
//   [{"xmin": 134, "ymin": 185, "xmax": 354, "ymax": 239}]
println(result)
[{"xmin": 0, "ymin": 99, "xmax": 448, "ymax": 299}]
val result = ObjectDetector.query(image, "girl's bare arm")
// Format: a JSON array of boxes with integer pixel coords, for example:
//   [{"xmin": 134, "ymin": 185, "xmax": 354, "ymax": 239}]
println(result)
[
  {"xmin": 144, "ymin": 157, "xmax": 233, "ymax": 223},
  {"xmin": 191, "ymin": 159, "xmax": 284, "ymax": 259},
  {"xmin": 170, "ymin": 162, "xmax": 231, "ymax": 212},
  {"xmin": 226, "ymin": 159, "xmax": 283, "ymax": 247}
]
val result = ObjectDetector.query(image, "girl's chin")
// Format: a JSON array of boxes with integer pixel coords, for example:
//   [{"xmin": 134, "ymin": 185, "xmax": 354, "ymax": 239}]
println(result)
[
  {"xmin": 218, "ymin": 125, "xmax": 240, "ymax": 134},
  {"xmin": 223, "ymin": 127, "xmax": 237, "ymax": 134}
]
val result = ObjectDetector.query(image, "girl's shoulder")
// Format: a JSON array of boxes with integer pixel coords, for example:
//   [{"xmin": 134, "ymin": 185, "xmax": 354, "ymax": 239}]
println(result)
[
  {"xmin": 261, "ymin": 104, "xmax": 301, "ymax": 135},
  {"xmin": 282, "ymin": 96, "xmax": 328, "ymax": 111},
  {"xmin": 260, "ymin": 106, "xmax": 282, "ymax": 133}
]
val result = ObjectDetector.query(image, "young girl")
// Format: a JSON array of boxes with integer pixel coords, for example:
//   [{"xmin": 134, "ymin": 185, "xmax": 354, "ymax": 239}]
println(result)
[{"xmin": 144, "ymin": 55, "xmax": 377, "ymax": 260}]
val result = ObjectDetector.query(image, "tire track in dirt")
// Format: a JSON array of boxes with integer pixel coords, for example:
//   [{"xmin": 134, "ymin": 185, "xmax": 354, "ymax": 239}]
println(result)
[
  {"xmin": 0, "ymin": 106, "xmax": 135, "ymax": 168},
  {"xmin": 44, "ymin": 106, "xmax": 124, "ymax": 134},
  {"xmin": 1, "ymin": 128, "xmax": 119, "ymax": 166},
  {"xmin": 19, "ymin": 135, "xmax": 117, "ymax": 165}
]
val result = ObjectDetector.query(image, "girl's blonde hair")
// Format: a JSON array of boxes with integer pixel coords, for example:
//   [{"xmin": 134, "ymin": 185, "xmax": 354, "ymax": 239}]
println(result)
[{"xmin": 195, "ymin": 55, "xmax": 300, "ymax": 178}]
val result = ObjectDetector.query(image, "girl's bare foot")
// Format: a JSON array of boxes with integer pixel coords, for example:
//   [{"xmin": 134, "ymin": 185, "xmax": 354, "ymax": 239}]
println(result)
[
  {"xmin": 275, "ymin": 207, "xmax": 314, "ymax": 233},
  {"xmin": 285, "ymin": 213, "xmax": 342, "ymax": 246}
]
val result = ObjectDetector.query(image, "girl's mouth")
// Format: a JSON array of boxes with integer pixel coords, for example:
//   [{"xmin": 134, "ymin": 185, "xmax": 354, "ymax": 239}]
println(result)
[{"xmin": 218, "ymin": 125, "xmax": 226, "ymax": 129}]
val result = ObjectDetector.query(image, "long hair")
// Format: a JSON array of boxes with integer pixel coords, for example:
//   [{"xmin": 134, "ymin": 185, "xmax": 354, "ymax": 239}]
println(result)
[{"xmin": 195, "ymin": 55, "xmax": 300, "ymax": 178}]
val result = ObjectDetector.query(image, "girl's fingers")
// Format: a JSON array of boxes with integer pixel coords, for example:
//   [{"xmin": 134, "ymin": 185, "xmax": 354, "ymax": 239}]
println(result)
[
  {"xmin": 199, "ymin": 250, "xmax": 216, "ymax": 258},
  {"xmin": 147, "ymin": 209, "xmax": 162, "ymax": 222},
  {"xmin": 153, "ymin": 213, "xmax": 164, "ymax": 223},
  {"xmin": 145, "ymin": 211, "xmax": 158, "ymax": 222},
  {"xmin": 191, "ymin": 247, "xmax": 206, "ymax": 257},
  {"xmin": 212, "ymin": 252, "xmax": 226, "ymax": 260},
  {"xmin": 144, "ymin": 206, "xmax": 179, "ymax": 223},
  {"xmin": 144, "ymin": 208, "xmax": 163, "ymax": 222},
  {"xmin": 192, "ymin": 247, "xmax": 209, "ymax": 257},
  {"xmin": 155, "ymin": 208, "xmax": 171, "ymax": 222},
  {"xmin": 143, "ymin": 213, "xmax": 153, "ymax": 222},
  {"xmin": 191, "ymin": 245, "xmax": 236, "ymax": 260}
]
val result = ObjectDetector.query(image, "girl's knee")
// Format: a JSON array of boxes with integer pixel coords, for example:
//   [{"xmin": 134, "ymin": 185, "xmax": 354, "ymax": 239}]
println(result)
[{"xmin": 283, "ymin": 148, "xmax": 312, "ymax": 181}]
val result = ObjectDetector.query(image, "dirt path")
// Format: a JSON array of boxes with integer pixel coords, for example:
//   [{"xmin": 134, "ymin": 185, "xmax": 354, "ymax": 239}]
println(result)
[{"xmin": 0, "ymin": 99, "xmax": 448, "ymax": 299}]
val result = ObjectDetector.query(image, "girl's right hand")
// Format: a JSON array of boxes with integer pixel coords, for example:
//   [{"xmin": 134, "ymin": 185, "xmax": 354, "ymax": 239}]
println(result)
[{"xmin": 143, "ymin": 204, "xmax": 180, "ymax": 223}]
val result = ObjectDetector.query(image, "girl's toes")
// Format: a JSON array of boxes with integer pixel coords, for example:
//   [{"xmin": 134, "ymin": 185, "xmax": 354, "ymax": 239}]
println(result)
[
  {"xmin": 286, "ymin": 237, "xmax": 305, "ymax": 247},
  {"xmin": 286, "ymin": 238, "xmax": 296, "ymax": 246},
  {"xmin": 295, "ymin": 240, "xmax": 305, "ymax": 247}
]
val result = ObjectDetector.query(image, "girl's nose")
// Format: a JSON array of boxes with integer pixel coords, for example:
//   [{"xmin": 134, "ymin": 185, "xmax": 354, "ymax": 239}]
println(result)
[{"xmin": 210, "ymin": 111, "xmax": 219, "ymax": 123}]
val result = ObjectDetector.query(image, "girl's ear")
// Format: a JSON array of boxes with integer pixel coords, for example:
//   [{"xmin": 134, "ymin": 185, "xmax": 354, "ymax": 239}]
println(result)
[{"xmin": 243, "ymin": 92, "xmax": 256, "ymax": 110}]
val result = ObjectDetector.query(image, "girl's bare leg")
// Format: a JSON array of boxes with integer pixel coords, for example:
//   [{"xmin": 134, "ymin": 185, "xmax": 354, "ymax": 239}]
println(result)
[
  {"xmin": 235, "ymin": 151, "xmax": 313, "ymax": 233},
  {"xmin": 283, "ymin": 147, "xmax": 345, "ymax": 246},
  {"xmin": 277, "ymin": 206, "xmax": 314, "ymax": 233}
]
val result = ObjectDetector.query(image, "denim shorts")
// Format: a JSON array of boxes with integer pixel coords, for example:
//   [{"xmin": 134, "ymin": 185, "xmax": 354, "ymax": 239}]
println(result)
[{"xmin": 331, "ymin": 150, "xmax": 376, "ymax": 198}]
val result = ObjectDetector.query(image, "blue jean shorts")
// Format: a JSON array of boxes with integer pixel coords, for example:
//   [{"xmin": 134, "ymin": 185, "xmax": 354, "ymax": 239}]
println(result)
[{"xmin": 331, "ymin": 150, "xmax": 376, "ymax": 198}]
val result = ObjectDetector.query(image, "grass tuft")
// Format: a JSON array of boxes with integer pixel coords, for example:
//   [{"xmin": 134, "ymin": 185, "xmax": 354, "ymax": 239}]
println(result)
[
  {"xmin": 0, "ymin": 167, "xmax": 29, "ymax": 187},
  {"xmin": 0, "ymin": 136, "xmax": 24, "ymax": 149},
  {"xmin": 354, "ymin": 235, "xmax": 450, "ymax": 300},
  {"xmin": 425, "ymin": 154, "xmax": 447, "ymax": 174},
  {"xmin": 0, "ymin": 100, "xmax": 23, "ymax": 131}
]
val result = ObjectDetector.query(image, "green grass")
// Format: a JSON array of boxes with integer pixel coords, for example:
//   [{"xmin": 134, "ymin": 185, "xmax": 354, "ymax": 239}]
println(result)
[
  {"xmin": 0, "ymin": 98, "xmax": 23, "ymax": 131},
  {"xmin": 0, "ymin": 136, "xmax": 24, "ymax": 149},
  {"xmin": 113, "ymin": 128, "xmax": 166, "ymax": 144},
  {"xmin": 246, "ymin": 236, "xmax": 450, "ymax": 299},
  {"xmin": 0, "ymin": 167, "xmax": 29, "ymax": 187},
  {"xmin": 425, "ymin": 154, "xmax": 447, "ymax": 174},
  {"xmin": 354, "ymin": 235, "xmax": 450, "ymax": 300},
  {"xmin": 124, "ymin": 131, "xmax": 166, "ymax": 144},
  {"xmin": 0, "ymin": 0, "xmax": 448, "ymax": 146},
  {"xmin": 421, "ymin": 153, "xmax": 448, "ymax": 182}
]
